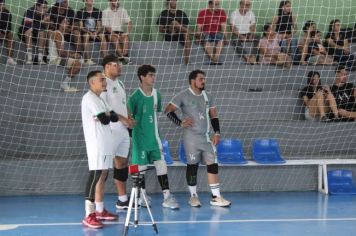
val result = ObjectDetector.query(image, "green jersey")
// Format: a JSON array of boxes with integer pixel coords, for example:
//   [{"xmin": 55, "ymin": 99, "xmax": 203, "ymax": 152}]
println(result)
[{"xmin": 128, "ymin": 87, "xmax": 163, "ymax": 152}]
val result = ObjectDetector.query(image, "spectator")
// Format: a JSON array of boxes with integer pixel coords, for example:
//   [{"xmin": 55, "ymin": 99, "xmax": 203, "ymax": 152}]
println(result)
[
  {"xmin": 325, "ymin": 19, "xmax": 355, "ymax": 71},
  {"xmin": 157, "ymin": 0, "xmax": 192, "ymax": 64},
  {"xmin": 307, "ymin": 30, "xmax": 334, "ymax": 65},
  {"xmin": 48, "ymin": 17, "xmax": 81, "ymax": 92},
  {"xmin": 272, "ymin": 0, "xmax": 297, "ymax": 53},
  {"xmin": 76, "ymin": 0, "xmax": 108, "ymax": 65},
  {"xmin": 49, "ymin": 0, "xmax": 82, "ymax": 53},
  {"xmin": 298, "ymin": 20, "xmax": 316, "ymax": 65},
  {"xmin": 196, "ymin": 0, "xmax": 228, "ymax": 65},
  {"xmin": 258, "ymin": 23, "xmax": 292, "ymax": 68},
  {"xmin": 230, "ymin": 0, "xmax": 258, "ymax": 64},
  {"xmin": 330, "ymin": 65, "xmax": 356, "ymax": 121},
  {"xmin": 102, "ymin": 0, "xmax": 132, "ymax": 64},
  {"xmin": 0, "ymin": 0, "xmax": 16, "ymax": 65},
  {"xmin": 299, "ymin": 71, "xmax": 338, "ymax": 122},
  {"xmin": 18, "ymin": 0, "xmax": 50, "ymax": 65}
]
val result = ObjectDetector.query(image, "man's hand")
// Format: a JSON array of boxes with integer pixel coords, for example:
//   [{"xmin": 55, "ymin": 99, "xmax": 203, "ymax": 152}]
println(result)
[
  {"xmin": 211, "ymin": 134, "xmax": 220, "ymax": 146},
  {"xmin": 182, "ymin": 117, "xmax": 194, "ymax": 128}
]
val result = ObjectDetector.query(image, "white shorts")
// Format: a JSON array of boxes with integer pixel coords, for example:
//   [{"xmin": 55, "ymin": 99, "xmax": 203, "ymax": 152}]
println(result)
[
  {"xmin": 88, "ymin": 154, "xmax": 114, "ymax": 171},
  {"xmin": 112, "ymin": 127, "xmax": 130, "ymax": 158}
]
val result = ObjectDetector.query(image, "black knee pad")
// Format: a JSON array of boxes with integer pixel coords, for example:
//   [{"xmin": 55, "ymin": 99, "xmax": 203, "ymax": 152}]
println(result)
[
  {"xmin": 186, "ymin": 164, "xmax": 199, "ymax": 186},
  {"xmin": 114, "ymin": 167, "xmax": 128, "ymax": 182},
  {"xmin": 207, "ymin": 163, "xmax": 218, "ymax": 174}
]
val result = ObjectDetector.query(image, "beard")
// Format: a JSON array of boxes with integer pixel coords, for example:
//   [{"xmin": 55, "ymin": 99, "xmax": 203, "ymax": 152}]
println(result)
[{"xmin": 199, "ymin": 86, "xmax": 205, "ymax": 91}]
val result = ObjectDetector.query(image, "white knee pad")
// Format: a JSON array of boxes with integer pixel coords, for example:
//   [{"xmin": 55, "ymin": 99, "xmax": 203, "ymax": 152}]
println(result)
[
  {"xmin": 138, "ymin": 165, "xmax": 148, "ymax": 175},
  {"xmin": 154, "ymin": 160, "xmax": 167, "ymax": 176}
]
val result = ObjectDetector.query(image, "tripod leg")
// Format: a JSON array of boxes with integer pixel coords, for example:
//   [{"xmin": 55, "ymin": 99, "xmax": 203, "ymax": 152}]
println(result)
[
  {"xmin": 134, "ymin": 187, "xmax": 139, "ymax": 227},
  {"xmin": 141, "ymin": 191, "xmax": 158, "ymax": 234},
  {"xmin": 123, "ymin": 187, "xmax": 136, "ymax": 236}
]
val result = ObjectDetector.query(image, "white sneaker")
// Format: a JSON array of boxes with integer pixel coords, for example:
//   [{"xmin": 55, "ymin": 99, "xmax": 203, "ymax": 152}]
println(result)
[
  {"xmin": 188, "ymin": 194, "xmax": 201, "ymax": 207},
  {"xmin": 138, "ymin": 193, "xmax": 152, "ymax": 208},
  {"xmin": 162, "ymin": 194, "xmax": 179, "ymax": 209},
  {"xmin": 210, "ymin": 195, "xmax": 231, "ymax": 207},
  {"xmin": 60, "ymin": 82, "xmax": 79, "ymax": 92},
  {"xmin": 120, "ymin": 56, "xmax": 131, "ymax": 64},
  {"xmin": 6, "ymin": 57, "xmax": 17, "ymax": 65},
  {"xmin": 84, "ymin": 59, "xmax": 96, "ymax": 65},
  {"xmin": 26, "ymin": 59, "xmax": 32, "ymax": 65}
]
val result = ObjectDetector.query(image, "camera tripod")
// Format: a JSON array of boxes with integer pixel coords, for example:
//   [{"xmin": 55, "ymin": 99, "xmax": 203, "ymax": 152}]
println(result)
[{"xmin": 123, "ymin": 173, "xmax": 158, "ymax": 236}]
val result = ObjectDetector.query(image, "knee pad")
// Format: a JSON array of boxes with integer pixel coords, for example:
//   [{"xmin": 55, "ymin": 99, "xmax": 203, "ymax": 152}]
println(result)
[
  {"xmin": 114, "ymin": 167, "xmax": 128, "ymax": 182},
  {"xmin": 186, "ymin": 164, "xmax": 199, "ymax": 186},
  {"xmin": 207, "ymin": 163, "xmax": 218, "ymax": 174},
  {"xmin": 154, "ymin": 160, "xmax": 167, "ymax": 176},
  {"xmin": 138, "ymin": 165, "xmax": 148, "ymax": 175}
]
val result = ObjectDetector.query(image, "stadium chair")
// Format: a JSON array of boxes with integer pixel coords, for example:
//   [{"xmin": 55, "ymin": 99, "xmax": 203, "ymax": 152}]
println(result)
[
  {"xmin": 328, "ymin": 169, "xmax": 356, "ymax": 195},
  {"xmin": 162, "ymin": 139, "xmax": 173, "ymax": 165},
  {"xmin": 178, "ymin": 141, "xmax": 187, "ymax": 164},
  {"xmin": 252, "ymin": 139, "xmax": 286, "ymax": 164},
  {"xmin": 217, "ymin": 139, "xmax": 247, "ymax": 164}
]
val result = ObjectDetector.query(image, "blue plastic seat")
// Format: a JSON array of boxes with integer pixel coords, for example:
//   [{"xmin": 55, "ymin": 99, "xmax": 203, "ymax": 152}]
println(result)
[
  {"xmin": 178, "ymin": 140, "xmax": 187, "ymax": 164},
  {"xmin": 252, "ymin": 139, "xmax": 286, "ymax": 164},
  {"xmin": 217, "ymin": 139, "xmax": 247, "ymax": 164},
  {"xmin": 162, "ymin": 139, "xmax": 173, "ymax": 165},
  {"xmin": 328, "ymin": 169, "xmax": 356, "ymax": 195}
]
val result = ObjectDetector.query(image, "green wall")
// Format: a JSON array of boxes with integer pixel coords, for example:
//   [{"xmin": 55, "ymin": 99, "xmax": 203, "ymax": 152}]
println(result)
[{"xmin": 5, "ymin": 0, "xmax": 356, "ymax": 41}]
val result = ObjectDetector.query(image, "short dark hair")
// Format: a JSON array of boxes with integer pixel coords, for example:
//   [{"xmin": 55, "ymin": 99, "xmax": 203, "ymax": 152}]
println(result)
[
  {"xmin": 102, "ymin": 54, "xmax": 120, "ymax": 68},
  {"xmin": 302, "ymin": 20, "xmax": 315, "ymax": 32},
  {"xmin": 87, "ymin": 70, "xmax": 102, "ymax": 82},
  {"xmin": 335, "ymin": 65, "xmax": 346, "ymax": 74},
  {"xmin": 137, "ymin": 64, "xmax": 156, "ymax": 82},
  {"xmin": 36, "ymin": 0, "xmax": 48, "ymax": 7},
  {"xmin": 189, "ymin": 69, "xmax": 205, "ymax": 84}
]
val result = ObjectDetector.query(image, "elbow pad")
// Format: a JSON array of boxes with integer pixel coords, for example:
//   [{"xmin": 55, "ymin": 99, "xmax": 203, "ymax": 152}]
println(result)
[
  {"xmin": 97, "ymin": 113, "xmax": 110, "ymax": 125},
  {"xmin": 210, "ymin": 117, "xmax": 220, "ymax": 135},
  {"xmin": 166, "ymin": 111, "xmax": 182, "ymax": 127}
]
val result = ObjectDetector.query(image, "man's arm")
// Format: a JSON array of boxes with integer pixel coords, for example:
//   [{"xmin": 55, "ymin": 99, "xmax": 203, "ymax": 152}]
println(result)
[
  {"xmin": 209, "ymin": 107, "xmax": 220, "ymax": 145},
  {"xmin": 165, "ymin": 103, "xmax": 193, "ymax": 127}
]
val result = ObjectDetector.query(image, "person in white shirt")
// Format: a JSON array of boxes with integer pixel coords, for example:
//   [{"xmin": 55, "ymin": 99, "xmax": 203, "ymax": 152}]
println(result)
[
  {"xmin": 102, "ymin": 0, "xmax": 132, "ymax": 63},
  {"xmin": 230, "ymin": 0, "xmax": 258, "ymax": 64},
  {"xmin": 100, "ymin": 54, "xmax": 134, "ymax": 209},
  {"xmin": 81, "ymin": 70, "xmax": 119, "ymax": 229}
]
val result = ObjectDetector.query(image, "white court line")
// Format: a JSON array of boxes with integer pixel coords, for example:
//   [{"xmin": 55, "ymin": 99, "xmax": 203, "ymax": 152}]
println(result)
[{"xmin": 2, "ymin": 218, "xmax": 356, "ymax": 230}]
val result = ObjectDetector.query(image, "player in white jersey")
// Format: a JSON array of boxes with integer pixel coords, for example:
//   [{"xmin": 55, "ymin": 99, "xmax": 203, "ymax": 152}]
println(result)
[
  {"xmin": 165, "ymin": 69, "xmax": 231, "ymax": 208},
  {"xmin": 81, "ymin": 70, "xmax": 119, "ymax": 229},
  {"xmin": 100, "ymin": 55, "xmax": 134, "ymax": 209}
]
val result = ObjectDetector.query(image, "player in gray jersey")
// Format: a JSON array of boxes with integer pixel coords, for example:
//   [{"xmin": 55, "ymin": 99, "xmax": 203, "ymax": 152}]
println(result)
[{"xmin": 165, "ymin": 69, "xmax": 231, "ymax": 207}]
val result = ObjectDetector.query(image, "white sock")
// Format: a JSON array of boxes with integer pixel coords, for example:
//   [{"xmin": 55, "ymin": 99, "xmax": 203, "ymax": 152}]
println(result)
[
  {"xmin": 26, "ymin": 48, "xmax": 32, "ymax": 60},
  {"xmin": 95, "ymin": 202, "xmax": 104, "ymax": 213},
  {"xmin": 162, "ymin": 189, "xmax": 170, "ymax": 200},
  {"xmin": 85, "ymin": 200, "xmax": 95, "ymax": 217},
  {"xmin": 119, "ymin": 195, "xmax": 128, "ymax": 202},
  {"xmin": 210, "ymin": 183, "xmax": 221, "ymax": 197},
  {"xmin": 188, "ymin": 185, "xmax": 197, "ymax": 197},
  {"xmin": 38, "ymin": 49, "xmax": 44, "ymax": 62}
]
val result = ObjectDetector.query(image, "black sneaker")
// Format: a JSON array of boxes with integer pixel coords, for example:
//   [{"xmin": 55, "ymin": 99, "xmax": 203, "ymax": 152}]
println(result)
[{"xmin": 116, "ymin": 199, "xmax": 129, "ymax": 209}]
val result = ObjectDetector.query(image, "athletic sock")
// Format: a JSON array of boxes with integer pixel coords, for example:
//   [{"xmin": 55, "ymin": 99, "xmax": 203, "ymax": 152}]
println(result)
[
  {"xmin": 95, "ymin": 201, "xmax": 104, "ymax": 213},
  {"xmin": 210, "ymin": 183, "xmax": 221, "ymax": 197},
  {"xmin": 162, "ymin": 189, "xmax": 170, "ymax": 200},
  {"xmin": 119, "ymin": 195, "xmax": 128, "ymax": 202},
  {"xmin": 85, "ymin": 200, "xmax": 95, "ymax": 217},
  {"xmin": 188, "ymin": 185, "xmax": 198, "ymax": 197}
]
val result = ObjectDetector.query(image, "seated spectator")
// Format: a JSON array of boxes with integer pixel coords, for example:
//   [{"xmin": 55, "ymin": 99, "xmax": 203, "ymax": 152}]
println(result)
[
  {"xmin": 272, "ymin": 0, "xmax": 297, "ymax": 53},
  {"xmin": 49, "ymin": 0, "xmax": 81, "ymax": 53},
  {"xmin": 18, "ymin": 0, "xmax": 50, "ymax": 65},
  {"xmin": 300, "ymin": 71, "xmax": 338, "ymax": 122},
  {"xmin": 297, "ymin": 20, "xmax": 316, "ymax": 65},
  {"xmin": 230, "ymin": 0, "xmax": 258, "ymax": 64},
  {"xmin": 157, "ymin": 0, "xmax": 192, "ymax": 64},
  {"xmin": 0, "ymin": 0, "xmax": 16, "ymax": 65},
  {"xmin": 325, "ymin": 19, "xmax": 355, "ymax": 71},
  {"xmin": 48, "ymin": 17, "xmax": 81, "ymax": 92},
  {"xmin": 258, "ymin": 23, "xmax": 292, "ymax": 68},
  {"xmin": 196, "ymin": 0, "xmax": 228, "ymax": 65},
  {"xmin": 76, "ymin": 0, "xmax": 108, "ymax": 65},
  {"xmin": 330, "ymin": 65, "xmax": 356, "ymax": 121},
  {"xmin": 307, "ymin": 31, "xmax": 334, "ymax": 65},
  {"xmin": 102, "ymin": 0, "xmax": 132, "ymax": 63}
]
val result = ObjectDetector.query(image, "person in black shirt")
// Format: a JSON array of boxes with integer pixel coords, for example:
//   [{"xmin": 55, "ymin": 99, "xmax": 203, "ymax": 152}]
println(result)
[
  {"xmin": 0, "ymin": 0, "xmax": 16, "ymax": 65},
  {"xmin": 330, "ymin": 66, "xmax": 356, "ymax": 121},
  {"xmin": 48, "ymin": 0, "xmax": 81, "ymax": 53},
  {"xmin": 19, "ymin": 0, "xmax": 50, "ymax": 65},
  {"xmin": 300, "ymin": 71, "xmax": 338, "ymax": 122},
  {"xmin": 157, "ymin": 0, "xmax": 192, "ymax": 64},
  {"xmin": 76, "ymin": 0, "xmax": 107, "ymax": 65}
]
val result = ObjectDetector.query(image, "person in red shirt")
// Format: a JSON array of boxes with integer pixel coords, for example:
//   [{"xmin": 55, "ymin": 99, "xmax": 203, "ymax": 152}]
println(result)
[{"xmin": 196, "ymin": 0, "xmax": 227, "ymax": 65}]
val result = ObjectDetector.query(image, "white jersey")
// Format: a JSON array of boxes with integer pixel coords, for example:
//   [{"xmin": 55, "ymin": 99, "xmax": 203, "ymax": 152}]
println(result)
[
  {"xmin": 48, "ymin": 30, "xmax": 64, "ymax": 62},
  {"xmin": 102, "ymin": 7, "xmax": 130, "ymax": 32},
  {"xmin": 230, "ymin": 10, "xmax": 256, "ymax": 34},
  {"xmin": 82, "ymin": 90, "xmax": 114, "ymax": 169},
  {"xmin": 100, "ymin": 77, "xmax": 128, "ymax": 131}
]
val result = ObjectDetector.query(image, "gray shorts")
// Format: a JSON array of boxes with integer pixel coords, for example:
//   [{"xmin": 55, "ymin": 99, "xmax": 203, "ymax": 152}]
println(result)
[{"xmin": 183, "ymin": 133, "xmax": 216, "ymax": 165}]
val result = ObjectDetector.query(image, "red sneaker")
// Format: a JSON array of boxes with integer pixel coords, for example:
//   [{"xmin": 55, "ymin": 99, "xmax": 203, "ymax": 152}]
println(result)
[
  {"xmin": 95, "ymin": 209, "xmax": 118, "ymax": 221},
  {"xmin": 82, "ymin": 213, "xmax": 104, "ymax": 229}
]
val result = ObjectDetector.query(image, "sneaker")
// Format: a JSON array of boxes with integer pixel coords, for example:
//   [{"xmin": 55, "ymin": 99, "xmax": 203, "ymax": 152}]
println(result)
[
  {"xmin": 188, "ymin": 194, "xmax": 201, "ymax": 207},
  {"xmin": 162, "ymin": 194, "xmax": 179, "ymax": 209},
  {"xmin": 116, "ymin": 199, "xmax": 129, "ymax": 210},
  {"xmin": 82, "ymin": 213, "xmax": 104, "ymax": 229},
  {"xmin": 119, "ymin": 56, "xmax": 131, "ymax": 65},
  {"xmin": 210, "ymin": 195, "xmax": 231, "ymax": 207},
  {"xmin": 84, "ymin": 59, "xmax": 96, "ymax": 65},
  {"xmin": 60, "ymin": 82, "xmax": 79, "ymax": 92},
  {"xmin": 6, "ymin": 57, "xmax": 17, "ymax": 65},
  {"xmin": 138, "ymin": 194, "xmax": 152, "ymax": 208},
  {"xmin": 95, "ymin": 209, "xmax": 118, "ymax": 221}
]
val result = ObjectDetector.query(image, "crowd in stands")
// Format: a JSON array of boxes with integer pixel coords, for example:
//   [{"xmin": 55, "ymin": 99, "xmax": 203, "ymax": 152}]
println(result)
[{"xmin": 0, "ymin": 0, "xmax": 355, "ymax": 90}]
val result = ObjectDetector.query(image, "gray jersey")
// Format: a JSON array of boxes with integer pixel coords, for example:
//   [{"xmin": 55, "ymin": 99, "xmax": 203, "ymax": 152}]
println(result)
[{"xmin": 171, "ymin": 88, "xmax": 215, "ymax": 136}]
